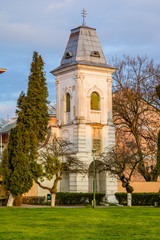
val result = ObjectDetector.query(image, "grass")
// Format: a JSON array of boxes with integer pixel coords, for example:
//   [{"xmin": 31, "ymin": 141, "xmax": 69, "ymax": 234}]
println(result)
[{"xmin": 0, "ymin": 207, "xmax": 160, "ymax": 240}]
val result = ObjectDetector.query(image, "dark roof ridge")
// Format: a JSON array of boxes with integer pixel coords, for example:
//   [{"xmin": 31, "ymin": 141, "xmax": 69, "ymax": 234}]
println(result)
[{"xmin": 71, "ymin": 25, "xmax": 96, "ymax": 32}]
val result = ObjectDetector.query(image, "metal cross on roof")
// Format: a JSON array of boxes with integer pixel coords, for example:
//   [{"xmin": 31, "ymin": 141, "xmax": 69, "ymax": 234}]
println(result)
[{"xmin": 81, "ymin": 8, "xmax": 87, "ymax": 26}]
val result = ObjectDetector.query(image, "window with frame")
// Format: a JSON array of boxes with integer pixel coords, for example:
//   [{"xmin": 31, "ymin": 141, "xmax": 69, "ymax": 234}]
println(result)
[
  {"xmin": 92, "ymin": 127, "xmax": 102, "ymax": 153},
  {"xmin": 66, "ymin": 93, "xmax": 70, "ymax": 112},
  {"xmin": 91, "ymin": 92, "xmax": 100, "ymax": 110}
]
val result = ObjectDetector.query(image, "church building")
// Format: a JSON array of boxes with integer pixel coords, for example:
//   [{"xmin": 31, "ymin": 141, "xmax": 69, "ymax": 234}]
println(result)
[{"xmin": 48, "ymin": 18, "xmax": 118, "ymax": 202}]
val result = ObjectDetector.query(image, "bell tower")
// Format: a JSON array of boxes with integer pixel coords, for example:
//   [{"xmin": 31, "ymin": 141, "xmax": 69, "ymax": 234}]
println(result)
[{"xmin": 51, "ymin": 17, "xmax": 117, "ymax": 202}]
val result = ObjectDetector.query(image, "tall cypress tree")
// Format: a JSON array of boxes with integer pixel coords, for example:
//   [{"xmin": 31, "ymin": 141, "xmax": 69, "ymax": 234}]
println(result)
[
  {"xmin": 2, "ymin": 52, "xmax": 49, "ymax": 203},
  {"xmin": 2, "ymin": 126, "xmax": 33, "ymax": 196},
  {"xmin": 17, "ymin": 52, "xmax": 49, "ymax": 160},
  {"xmin": 26, "ymin": 52, "xmax": 49, "ymax": 143}
]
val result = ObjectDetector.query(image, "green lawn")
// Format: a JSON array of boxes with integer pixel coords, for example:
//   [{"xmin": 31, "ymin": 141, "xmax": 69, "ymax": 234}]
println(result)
[{"xmin": 0, "ymin": 207, "xmax": 160, "ymax": 240}]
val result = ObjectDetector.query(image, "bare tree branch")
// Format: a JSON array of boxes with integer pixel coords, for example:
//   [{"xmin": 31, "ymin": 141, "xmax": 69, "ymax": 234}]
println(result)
[
  {"xmin": 37, "ymin": 135, "xmax": 87, "ymax": 206},
  {"xmin": 112, "ymin": 55, "xmax": 160, "ymax": 181}
]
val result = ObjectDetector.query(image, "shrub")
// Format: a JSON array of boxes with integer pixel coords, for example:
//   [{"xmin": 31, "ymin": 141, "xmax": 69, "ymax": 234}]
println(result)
[
  {"xmin": 55, "ymin": 192, "xmax": 105, "ymax": 205},
  {"xmin": 22, "ymin": 193, "xmax": 105, "ymax": 206},
  {"xmin": 115, "ymin": 193, "xmax": 160, "ymax": 206},
  {"xmin": 22, "ymin": 196, "xmax": 46, "ymax": 205}
]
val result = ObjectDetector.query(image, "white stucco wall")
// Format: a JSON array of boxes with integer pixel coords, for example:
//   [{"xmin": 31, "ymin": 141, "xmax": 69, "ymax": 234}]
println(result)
[{"xmin": 51, "ymin": 65, "xmax": 117, "ymax": 201}]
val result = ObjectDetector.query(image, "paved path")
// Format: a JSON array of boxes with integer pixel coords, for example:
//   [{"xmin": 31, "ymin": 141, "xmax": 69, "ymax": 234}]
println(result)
[{"xmin": 0, "ymin": 204, "xmax": 112, "ymax": 208}]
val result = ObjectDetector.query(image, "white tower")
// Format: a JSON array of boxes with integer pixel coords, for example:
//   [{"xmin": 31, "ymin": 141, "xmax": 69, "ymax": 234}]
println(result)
[{"xmin": 51, "ymin": 21, "xmax": 117, "ymax": 202}]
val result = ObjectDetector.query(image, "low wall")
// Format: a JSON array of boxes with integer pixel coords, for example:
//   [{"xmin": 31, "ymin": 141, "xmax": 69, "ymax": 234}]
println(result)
[{"xmin": 118, "ymin": 181, "xmax": 160, "ymax": 193}]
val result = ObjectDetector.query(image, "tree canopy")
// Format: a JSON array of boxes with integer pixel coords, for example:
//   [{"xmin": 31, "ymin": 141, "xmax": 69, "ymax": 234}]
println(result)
[{"xmin": 2, "ymin": 52, "xmax": 49, "ymax": 204}]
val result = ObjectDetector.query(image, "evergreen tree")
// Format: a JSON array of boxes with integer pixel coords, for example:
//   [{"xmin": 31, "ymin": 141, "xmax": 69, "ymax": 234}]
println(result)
[
  {"xmin": 2, "ymin": 52, "xmax": 49, "ymax": 205},
  {"xmin": 26, "ymin": 52, "xmax": 49, "ymax": 143},
  {"xmin": 2, "ymin": 126, "xmax": 33, "ymax": 196},
  {"xmin": 17, "ymin": 52, "xmax": 49, "ymax": 160}
]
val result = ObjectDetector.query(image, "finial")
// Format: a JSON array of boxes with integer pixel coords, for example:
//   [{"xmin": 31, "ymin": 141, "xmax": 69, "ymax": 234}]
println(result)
[{"xmin": 81, "ymin": 8, "xmax": 87, "ymax": 26}]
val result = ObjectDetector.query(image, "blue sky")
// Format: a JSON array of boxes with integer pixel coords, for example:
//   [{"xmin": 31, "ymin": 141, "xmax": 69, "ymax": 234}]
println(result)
[{"xmin": 1, "ymin": 0, "xmax": 160, "ymax": 119}]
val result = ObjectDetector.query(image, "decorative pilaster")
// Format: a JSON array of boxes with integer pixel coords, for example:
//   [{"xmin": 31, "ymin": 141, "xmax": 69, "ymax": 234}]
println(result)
[
  {"xmin": 107, "ymin": 75, "xmax": 113, "ymax": 124},
  {"xmin": 74, "ymin": 73, "xmax": 85, "ymax": 121},
  {"xmin": 69, "ymin": 173, "xmax": 77, "ymax": 192},
  {"xmin": 100, "ymin": 96, "xmax": 105, "ymax": 123},
  {"xmin": 56, "ymin": 78, "xmax": 60, "ymax": 125}
]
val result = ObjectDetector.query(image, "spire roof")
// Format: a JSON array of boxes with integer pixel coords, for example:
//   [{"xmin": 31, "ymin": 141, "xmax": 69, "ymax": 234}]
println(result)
[{"xmin": 51, "ymin": 25, "xmax": 116, "ymax": 74}]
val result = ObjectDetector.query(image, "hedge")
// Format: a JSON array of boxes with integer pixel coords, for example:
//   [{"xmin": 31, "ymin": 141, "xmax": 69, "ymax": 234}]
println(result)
[
  {"xmin": 22, "ymin": 196, "xmax": 46, "ymax": 205},
  {"xmin": 115, "ymin": 193, "xmax": 160, "ymax": 206},
  {"xmin": 55, "ymin": 192, "xmax": 105, "ymax": 205},
  {"xmin": 22, "ymin": 192, "xmax": 105, "ymax": 205}
]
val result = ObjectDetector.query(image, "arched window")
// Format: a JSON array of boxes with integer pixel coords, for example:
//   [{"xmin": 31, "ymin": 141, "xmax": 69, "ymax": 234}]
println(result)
[
  {"xmin": 91, "ymin": 92, "xmax": 100, "ymax": 110},
  {"xmin": 66, "ymin": 93, "xmax": 70, "ymax": 112}
]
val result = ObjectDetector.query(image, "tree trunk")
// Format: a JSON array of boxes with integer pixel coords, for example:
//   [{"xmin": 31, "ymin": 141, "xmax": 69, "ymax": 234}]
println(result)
[
  {"xmin": 7, "ymin": 193, "xmax": 14, "ymax": 207},
  {"xmin": 51, "ymin": 193, "xmax": 56, "ymax": 207},
  {"xmin": 127, "ymin": 192, "xmax": 132, "ymax": 207},
  {"xmin": 13, "ymin": 195, "xmax": 22, "ymax": 206},
  {"xmin": 119, "ymin": 175, "xmax": 133, "ymax": 206}
]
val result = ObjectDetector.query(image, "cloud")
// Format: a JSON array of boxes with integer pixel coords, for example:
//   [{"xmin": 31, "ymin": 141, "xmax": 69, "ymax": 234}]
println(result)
[
  {"xmin": 46, "ymin": 0, "xmax": 73, "ymax": 12},
  {"xmin": 0, "ymin": 13, "xmax": 69, "ymax": 49},
  {"xmin": 0, "ymin": 92, "xmax": 20, "ymax": 102},
  {"xmin": 0, "ymin": 103, "xmax": 16, "ymax": 119},
  {"xmin": 0, "ymin": 0, "xmax": 160, "ymax": 119},
  {"xmin": 0, "ymin": 14, "xmax": 45, "ymax": 45}
]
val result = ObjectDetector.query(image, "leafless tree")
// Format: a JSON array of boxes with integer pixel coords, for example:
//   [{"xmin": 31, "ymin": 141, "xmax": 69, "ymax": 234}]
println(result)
[
  {"xmin": 100, "ymin": 137, "xmax": 139, "ymax": 194},
  {"xmin": 112, "ymin": 55, "xmax": 160, "ymax": 181},
  {"xmin": 99, "ymin": 135, "xmax": 153, "ymax": 206},
  {"xmin": 37, "ymin": 136, "xmax": 87, "ymax": 207}
]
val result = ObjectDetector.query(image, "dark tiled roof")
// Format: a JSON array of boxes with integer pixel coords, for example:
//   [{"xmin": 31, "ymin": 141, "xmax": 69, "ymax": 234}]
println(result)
[{"xmin": 51, "ymin": 25, "xmax": 116, "ymax": 74}]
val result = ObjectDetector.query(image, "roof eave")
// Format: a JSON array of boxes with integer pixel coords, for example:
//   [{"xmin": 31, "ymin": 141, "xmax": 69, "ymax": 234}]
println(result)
[{"xmin": 51, "ymin": 61, "xmax": 117, "ymax": 76}]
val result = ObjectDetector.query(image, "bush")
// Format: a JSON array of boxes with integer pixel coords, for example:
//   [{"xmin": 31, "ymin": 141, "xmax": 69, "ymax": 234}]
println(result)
[
  {"xmin": 115, "ymin": 193, "xmax": 160, "ymax": 206},
  {"xmin": 22, "ymin": 193, "xmax": 105, "ymax": 206},
  {"xmin": 55, "ymin": 192, "xmax": 105, "ymax": 205},
  {"xmin": 22, "ymin": 196, "xmax": 46, "ymax": 205}
]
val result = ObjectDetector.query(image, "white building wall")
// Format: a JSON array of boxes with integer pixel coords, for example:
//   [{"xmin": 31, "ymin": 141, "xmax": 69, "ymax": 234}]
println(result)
[
  {"xmin": 37, "ymin": 177, "xmax": 61, "ymax": 197},
  {"xmin": 53, "ymin": 65, "xmax": 117, "ymax": 201},
  {"xmin": 31, "ymin": 63, "xmax": 116, "ymax": 203}
]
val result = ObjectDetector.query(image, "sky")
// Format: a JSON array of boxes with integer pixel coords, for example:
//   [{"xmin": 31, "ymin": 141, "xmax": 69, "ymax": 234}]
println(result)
[{"xmin": 0, "ymin": 0, "xmax": 160, "ymax": 119}]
